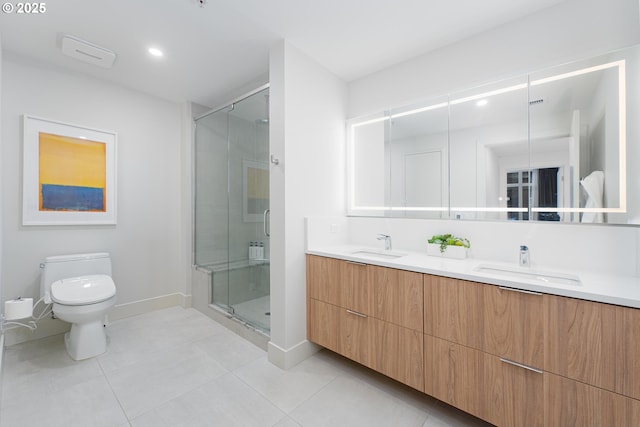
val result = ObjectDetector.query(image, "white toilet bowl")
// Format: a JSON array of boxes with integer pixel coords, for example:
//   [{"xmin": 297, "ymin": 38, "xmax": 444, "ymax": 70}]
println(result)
[
  {"xmin": 51, "ymin": 275, "xmax": 116, "ymax": 360},
  {"xmin": 41, "ymin": 254, "xmax": 117, "ymax": 360}
]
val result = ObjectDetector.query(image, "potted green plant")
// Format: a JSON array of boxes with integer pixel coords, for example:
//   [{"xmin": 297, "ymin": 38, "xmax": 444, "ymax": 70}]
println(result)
[{"xmin": 427, "ymin": 234, "xmax": 470, "ymax": 259}]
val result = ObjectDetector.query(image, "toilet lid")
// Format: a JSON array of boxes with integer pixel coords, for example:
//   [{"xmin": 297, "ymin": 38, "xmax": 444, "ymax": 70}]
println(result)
[{"xmin": 51, "ymin": 274, "xmax": 116, "ymax": 305}]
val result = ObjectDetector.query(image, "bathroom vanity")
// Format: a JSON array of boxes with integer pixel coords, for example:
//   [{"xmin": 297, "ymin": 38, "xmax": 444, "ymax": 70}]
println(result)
[{"xmin": 306, "ymin": 249, "xmax": 640, "ymax": 427}]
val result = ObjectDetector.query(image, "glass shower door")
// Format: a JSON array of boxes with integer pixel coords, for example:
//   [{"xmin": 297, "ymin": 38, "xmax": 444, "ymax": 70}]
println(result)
[
  {"xmin": 227, "ymin": 89, "xmax": 270, "ymax": 331},
  {"xmin": 194, "ymin": 86, "xmax": 270, "ymax": 334},
  {"xmin": 194, "ymin": 106, "xmax": 231, "ymax": 311}
]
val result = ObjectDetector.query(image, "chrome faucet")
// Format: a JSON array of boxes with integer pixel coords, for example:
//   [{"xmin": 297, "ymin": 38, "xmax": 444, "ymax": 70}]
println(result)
[
  {"xmin": 377, "ymin": 234, "xmax": 392, "ymax": 251},
  {"xmin": 519, "ymin": 245, "xmax": 529, "ymax": 267}
]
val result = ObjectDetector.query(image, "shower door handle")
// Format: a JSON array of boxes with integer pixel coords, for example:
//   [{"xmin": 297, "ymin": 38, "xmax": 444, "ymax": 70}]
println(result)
[{"xmin": 263, "ymin": 209, "xmax": 270, "ymax": 237}]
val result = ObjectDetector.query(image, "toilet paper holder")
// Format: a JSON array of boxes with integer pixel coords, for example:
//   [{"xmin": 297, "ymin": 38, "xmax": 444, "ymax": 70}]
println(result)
[
  {"xmin": 4, "ymin": 297, "xmax": 33, "ymax": 320},
  {"xmin": 1, "ymin": 296, "xmax": 52, "ymax": 332}
]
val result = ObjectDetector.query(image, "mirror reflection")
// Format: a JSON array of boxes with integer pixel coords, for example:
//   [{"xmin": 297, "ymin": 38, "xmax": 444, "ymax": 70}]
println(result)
[
  {"xmin": 347, "ymin": 44, "xmax": 638, "ymax": 225},
  {"xmin": 387, "ymin": 97, "xmax": 449, "ymax": 219}
]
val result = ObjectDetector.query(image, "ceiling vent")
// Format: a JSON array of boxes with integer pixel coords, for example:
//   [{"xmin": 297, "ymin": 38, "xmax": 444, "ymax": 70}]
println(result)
[{"xmin": 61, "ymin": 34, "xmax": 116, "ymax": 69}]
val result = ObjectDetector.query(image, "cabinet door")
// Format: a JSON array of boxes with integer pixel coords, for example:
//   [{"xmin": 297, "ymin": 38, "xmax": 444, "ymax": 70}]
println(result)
[
  {"xmin": 339, "ymin": 307, "xmax": 373, "ymax": 367},
  {"xmin": 307, "ymin": 298, "xmax": 340, "ymax": 351},
  {"xmin": 373, "ymin": 319, "xmax": 424, "ymax": 392},
  {"xmin": 545, "ymin": 373, "xmax": 640, "ymax": 427},
  {"xmin": 371, "ymin": 265, "xmax": 423, "ymax": 331},
  {"xmin": 500, "ymin": 358, "xmax": 544, "ymax": 427},
  {"xmin": 425, "ymin": 335, "xmax": 498, "ymax": 425},
  {"xmin": 306, "ymin": 255, "xmax": 341, "ymax": 306},
  {"xmin": 619, "ymin": 305, "xmax": 640, "ymax": 400},
  {"xmin": 340, "ymin": 260, "xmax": 371, "ymax": 315},
  {"xmin": 545, "ymin": 295, "xmax": 617, "ymax": 392},
  {"xmin": 424, "ymin": 276, "xmax": 483, "ymax": 350},
  {"xmin": 484, "ymin": 285, "xmax": 544, "ymax": 368}
]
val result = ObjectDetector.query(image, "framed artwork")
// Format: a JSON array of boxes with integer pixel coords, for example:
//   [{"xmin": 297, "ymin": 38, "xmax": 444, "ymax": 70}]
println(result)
[
  {"xmin": 242, "ymin": 159, "xmax": 269, "ymax": 222},
  {"xmin": 22, "ymin": 115, "xmax": 117, "ymax": 225}
]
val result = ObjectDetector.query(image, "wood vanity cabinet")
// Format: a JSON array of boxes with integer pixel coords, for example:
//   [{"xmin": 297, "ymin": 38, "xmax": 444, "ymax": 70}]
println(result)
[
  {"xmin": 424, "ymin": 276, "xmax": 545, "ymax": 427},
  {"xmin": 306, "ymin": 255, "xmax": 424, "ymax": 390},
  {"xmin": 543, "ymin": 294, "xmax": 640, "ymax": 426},
  {"xmin": 545, "ymin": 294, "xmax": 640, "ymax": 400},
  {"xmin": 307, "ymin": 254, "xmax": 373, "ymax": 367},
  {"xmin": 370, "ymin": 265, "xmax": 424, "ymax": 391},
  {"xmin": 307, "ymin": 254, "xmax": 640, "ymax": 427}
]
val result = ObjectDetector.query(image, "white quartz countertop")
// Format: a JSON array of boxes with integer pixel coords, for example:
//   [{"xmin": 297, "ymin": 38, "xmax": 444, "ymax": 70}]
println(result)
[{"xmin": 307, "ymin": 245, "xmax": 640, "ymax": 309}]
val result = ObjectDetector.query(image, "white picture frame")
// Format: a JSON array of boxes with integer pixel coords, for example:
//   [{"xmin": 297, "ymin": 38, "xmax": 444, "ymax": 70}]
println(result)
[{"xmin": 22, "ymin": 115, "xmax": 117, "ymax": 226}]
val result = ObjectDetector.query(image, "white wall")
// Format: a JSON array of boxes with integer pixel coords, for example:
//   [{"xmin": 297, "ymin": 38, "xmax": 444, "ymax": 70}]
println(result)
[
  {"xmin": 1, "ymin": 54, "xmax": 187, "ymax": 344},
  {"xmin": 349, "ymin": 0, "xmax": 640, "ymax": 118},
  {"xmin": 269, "ymin": 41, "xmax": 347, "ymax": 368}
]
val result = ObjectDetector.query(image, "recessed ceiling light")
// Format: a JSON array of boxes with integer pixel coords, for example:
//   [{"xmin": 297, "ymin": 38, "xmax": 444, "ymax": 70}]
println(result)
[
  {"xmin": 476, "ymin": 99, "xmax": 488, "ymax": 107},
  {"xmin": 148, "ymin": 47, "xmax": 164, "ymax": 57}
]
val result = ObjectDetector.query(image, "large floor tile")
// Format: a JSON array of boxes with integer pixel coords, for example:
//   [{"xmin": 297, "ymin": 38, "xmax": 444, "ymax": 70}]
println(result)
[
  {"xmin": 309, "ymin": 349, "xmax": 437, "ymax": 414},
  {"xmin": 1, "ymin": 305, "xmax": 490, "ymax": 427},
  {"xmin": 2, "ymin": 335, "xmax": 104, "ymax": 407},
  {"xmin": 130, "ymin": 373, "xmax": 286, "ymax": 427},
  {"xmin": 1, "ymin": 376, "xmax": 128, "ymax": 427},
  {"xmin": 193, "ymin": 330, "xmax": 265, "ymax": 371},
  {"xmin": 233, "ymin": 352, "xmax": 339, "ymax": 413},
  {"xmin": 272, "ymin": 416, "xmax": 302, "ymax": 427},
  {"xmin": 99, "ymin": 307, "xmax": 227, "ymax": 373},
  {"xmin": 289, "ymin": 374, "xmax": 429, "ymax": 427},
  {"xmin": 105, "ymin": 342, "xmax": 228, "ymax": 419}
]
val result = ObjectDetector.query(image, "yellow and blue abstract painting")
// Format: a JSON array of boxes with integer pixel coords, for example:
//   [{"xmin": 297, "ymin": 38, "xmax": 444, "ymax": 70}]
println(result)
[{"xmin": 39, "ymin": 132, "xmax": 106, "ymax": 212}]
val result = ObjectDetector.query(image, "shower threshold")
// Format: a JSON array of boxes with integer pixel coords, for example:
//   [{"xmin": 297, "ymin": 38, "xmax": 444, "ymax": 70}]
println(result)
[
  {"xmin": 206, "ymin": 302, "xmax": 270, "ymax": 351},
  {"xmin": 232, "ymin": 295, "xmax": 270, "ymax": 332}
]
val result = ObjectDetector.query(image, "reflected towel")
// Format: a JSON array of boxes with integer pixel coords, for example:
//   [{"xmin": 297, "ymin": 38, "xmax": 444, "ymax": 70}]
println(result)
[{"xmin": 580, "ymin": 170, "xmax": 604, "ymax": 223}]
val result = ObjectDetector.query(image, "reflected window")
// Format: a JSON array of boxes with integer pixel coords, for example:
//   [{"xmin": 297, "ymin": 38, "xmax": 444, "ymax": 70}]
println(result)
[
  {"xmin": 506, "ymin": 171, "xmax": 531, "ymax": 221},
  {"xmin": 506, "ymin": 168, "xmax": 562, "ymax": 221}
]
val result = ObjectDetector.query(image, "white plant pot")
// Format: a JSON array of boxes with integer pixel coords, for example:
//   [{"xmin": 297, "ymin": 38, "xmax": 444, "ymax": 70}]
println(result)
[{"xmin": 427, "ymin": 243, "xmax": 468, "ymax": 259}]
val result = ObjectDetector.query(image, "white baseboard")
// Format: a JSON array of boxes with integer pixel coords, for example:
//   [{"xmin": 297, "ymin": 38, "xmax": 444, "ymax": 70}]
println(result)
[
  {"xmin": 268, "ymin": 339, "xmax": 320, "ymax": 370},
  {"xmin": 4, "ymin": 292, "xmax": 192, "ymax": 346},
  {"xmin": 109, "ymin": 292, "xmax": 191, "ymax": 321},
  {"xmin": 3, "ymin": 317, "xmax": 70, "ymax": 346}
]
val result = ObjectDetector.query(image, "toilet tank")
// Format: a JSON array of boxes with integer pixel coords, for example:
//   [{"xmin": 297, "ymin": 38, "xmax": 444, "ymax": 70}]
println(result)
[{"xmin": 41, "ymin": 253, "xmax": 112, "ymax": 303}]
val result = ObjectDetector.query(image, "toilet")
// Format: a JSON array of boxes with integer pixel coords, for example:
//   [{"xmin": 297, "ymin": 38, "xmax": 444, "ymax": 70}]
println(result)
[{"xmin": 40, "ymin": 252, "xmax": 116, "ymax": 360}]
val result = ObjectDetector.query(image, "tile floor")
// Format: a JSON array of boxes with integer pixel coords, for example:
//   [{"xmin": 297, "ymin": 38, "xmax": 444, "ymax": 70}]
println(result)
[{"xmin": 0, "ymin": 306, "xmax": 491, "ymax": 427}]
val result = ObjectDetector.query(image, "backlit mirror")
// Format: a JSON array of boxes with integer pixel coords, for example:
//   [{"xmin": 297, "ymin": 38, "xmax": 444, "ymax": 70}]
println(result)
[{"xmin": 347, "ymin": 44, "xmax": 639, "ymax": 225}]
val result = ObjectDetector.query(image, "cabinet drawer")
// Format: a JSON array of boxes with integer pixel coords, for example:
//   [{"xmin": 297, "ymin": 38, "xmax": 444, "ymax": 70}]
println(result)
[
  {"xmin": 484, "ymin": 285, "xmax": 544, "ymax": 368},
  {"xmin": 373, "ymin": 319, "xmax": 423, "ymax": 392},
  {"xmin": 545, "ymin": 373, "xmax": 640, "ymax": 427},
  {"xmin": 371, "ymin": 265, "xmax": 423, "ymax": 331},
  {"xmin": 425, "ymin": 335, "xmax": 499, "ymax": 425},
  {"xmin": 307, "ymin": 298, "xmax": 340, "ymax": 351},
  {"xmin": 339, "ymin": 307, "xmax": 373, "ymax": 367},
  {"xmin": 424, "ymin": 276, "xmax": 483, "ymax": 350},
  {"xmin": 306, "ymin": 255, "xmax": 341, "ymax": 306},
  {"xmin": 339, "ymin": 259, "xmax": 371, "ymax": 315}
]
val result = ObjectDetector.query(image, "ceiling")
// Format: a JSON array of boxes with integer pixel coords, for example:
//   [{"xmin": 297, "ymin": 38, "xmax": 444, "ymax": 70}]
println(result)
[{"xmin": 0, "ymin": 0, "xmax": 569, "ymax": 108}]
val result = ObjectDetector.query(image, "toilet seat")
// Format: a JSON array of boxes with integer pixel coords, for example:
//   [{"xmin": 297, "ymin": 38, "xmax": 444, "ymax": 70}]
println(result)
[{"xmin": 51, "ymin": 274, "xmax": 116, "ymax": 305}]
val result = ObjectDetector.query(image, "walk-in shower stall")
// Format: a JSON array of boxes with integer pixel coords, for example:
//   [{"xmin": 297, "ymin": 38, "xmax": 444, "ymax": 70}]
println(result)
[{"xmin": 194, "ymin": 86, "xmax": 270, "ymax": 333}]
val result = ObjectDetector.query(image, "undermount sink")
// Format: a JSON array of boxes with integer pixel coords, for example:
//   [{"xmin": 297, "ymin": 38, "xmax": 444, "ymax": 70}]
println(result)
[
  {"xmin": 474, "ymin": 263, "xmax": 582, "ymax": 286},
  {"xmin": 351, "ymin": 249, "xmax": 407, "ymax": 260}
]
